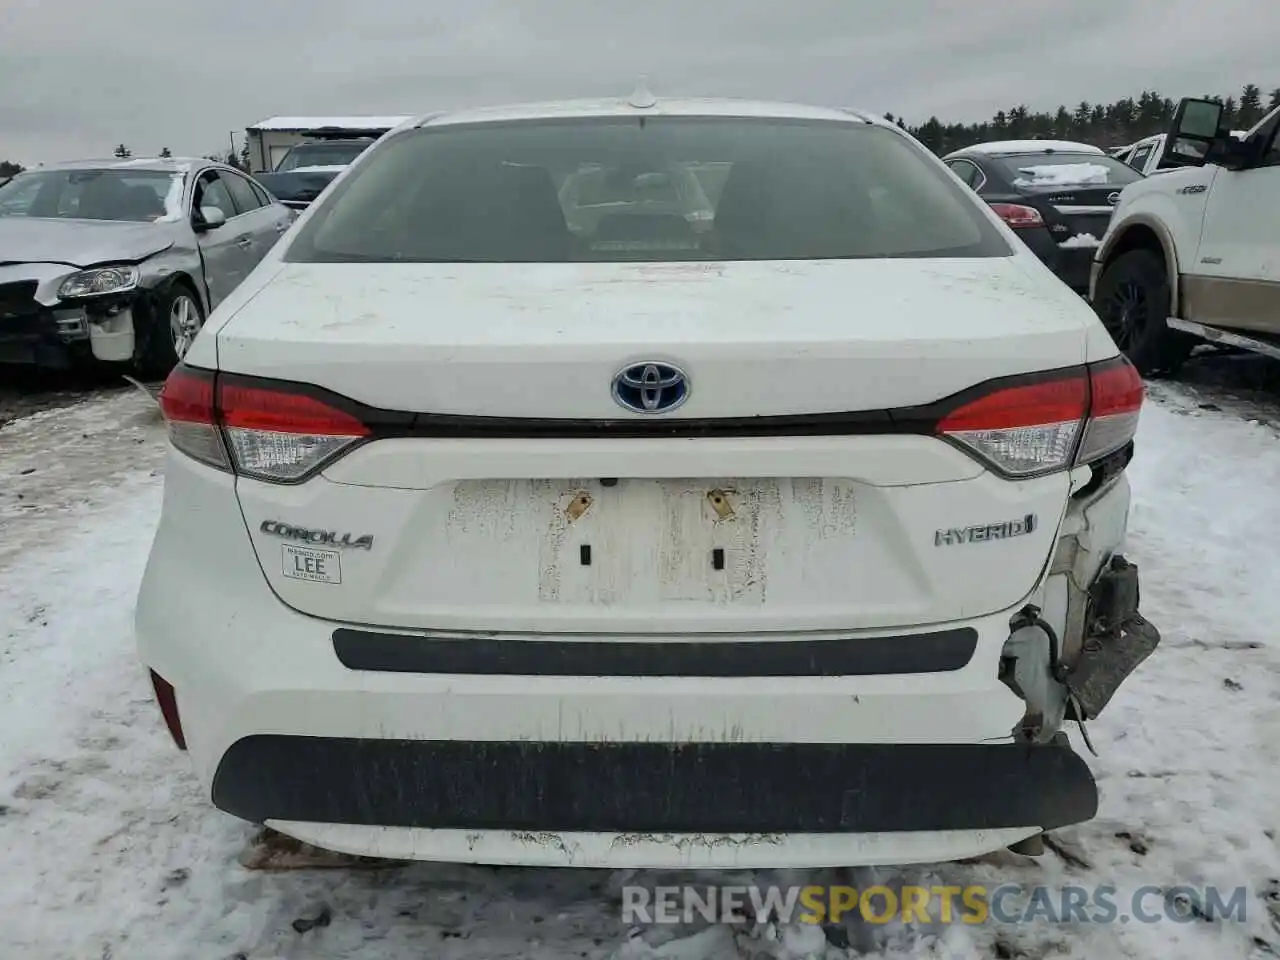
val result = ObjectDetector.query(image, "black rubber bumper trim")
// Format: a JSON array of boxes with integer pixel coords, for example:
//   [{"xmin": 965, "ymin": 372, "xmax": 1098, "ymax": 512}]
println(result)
[
  {"xmin": 212, "ymin": 736, "xmax": 1098, "ymax": 833},
  {"xmin": 331, "ymin": 627, "xmax": 979, "ymax": 677}
]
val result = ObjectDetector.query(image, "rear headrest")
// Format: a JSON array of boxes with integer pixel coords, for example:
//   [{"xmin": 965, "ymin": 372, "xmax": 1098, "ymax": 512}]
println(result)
[
  {"xmin": 715, "ymin": 161, "xmax": 875, "ymax": 259},
  {"xmin": 77, "ymin": 175, "xmax": 132, "ymax": 219},
  {"xmin": 408, "ymin": 162, "xmax": 569, "ymax": 259}
]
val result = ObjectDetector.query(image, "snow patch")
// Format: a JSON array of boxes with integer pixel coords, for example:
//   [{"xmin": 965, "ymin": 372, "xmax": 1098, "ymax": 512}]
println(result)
[
  {"xmin": 1060, "ymin": 233, "xmax": 1101, "ymax": 249},
  {"xmin": 156, "ymin": 165, "xmax": 191, "ymax": 222},
  {"xmin": 1013, "ymin": 162, "xmax": 1114, "ymax": 187},
  {"xmin": 963, "ymin": 139, "xmax": 1104, "ymax": 156},
  {"xmin": 248, "ymin": 115, "xmax": 411, "ymax": 131}
]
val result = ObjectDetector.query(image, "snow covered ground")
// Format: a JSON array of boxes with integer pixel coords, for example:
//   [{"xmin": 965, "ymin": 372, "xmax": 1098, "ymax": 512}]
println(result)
[{"xmin": 1, "ymin": 376, "xmax": 1279, "ymax": 959}]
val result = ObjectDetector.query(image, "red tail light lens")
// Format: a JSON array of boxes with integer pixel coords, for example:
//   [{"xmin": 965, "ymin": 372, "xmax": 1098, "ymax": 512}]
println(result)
[
  {"xmin": 1077, "ymin": 355, "xmax": 1144, "ymax": 463},
  {"xmin": 989, "ymin": 202, "xmax": 1044, "ymax": 229},
  {"xmin": 157, "ymin": 366, "xmax": 230, "ymax": 471},
  {"xmin": 157, "ymin": 365, "xmax": 371, "ymax": 483},
  {"xmin": 937, "ymin": 373, "xmax": 1089, "ymax": 477}
]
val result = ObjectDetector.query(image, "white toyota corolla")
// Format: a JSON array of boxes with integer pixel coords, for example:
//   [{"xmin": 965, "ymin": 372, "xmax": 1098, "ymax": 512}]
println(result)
[{"xmin": 135, "ymin": 95, "xmax": 1160, "ymax": 869}]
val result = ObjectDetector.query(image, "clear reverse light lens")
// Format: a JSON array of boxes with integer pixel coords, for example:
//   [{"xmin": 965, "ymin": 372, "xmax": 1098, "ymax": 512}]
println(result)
[
  {"xmin": 947, "ymin": 421, "xmax": 1083, "ymax": 477},
  {"xmin": 223, "ymin": 428, "xmax": 361, "ymax": 482}
]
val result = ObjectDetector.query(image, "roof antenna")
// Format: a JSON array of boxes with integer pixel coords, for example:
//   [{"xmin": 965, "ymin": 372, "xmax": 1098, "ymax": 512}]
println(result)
[{"xmin": 628, "ymin": 76, "xmax": 657, "ymax": 109}]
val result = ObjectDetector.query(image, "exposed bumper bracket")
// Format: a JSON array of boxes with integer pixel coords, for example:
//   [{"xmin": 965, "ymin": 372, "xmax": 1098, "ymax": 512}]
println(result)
[{"xmin": 1065, "ymin": 554, "xmax": 1160, "ymax": 721}]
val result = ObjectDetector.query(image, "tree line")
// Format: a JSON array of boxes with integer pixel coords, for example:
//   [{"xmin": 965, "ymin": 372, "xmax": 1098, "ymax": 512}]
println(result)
[
  {"xmin": 894, "ymin": 83, "xmax": 1280, "ymax": 155},
  {"xmin": 3, "ymin": 82, "xmax": 1278, "ymax": 180}
]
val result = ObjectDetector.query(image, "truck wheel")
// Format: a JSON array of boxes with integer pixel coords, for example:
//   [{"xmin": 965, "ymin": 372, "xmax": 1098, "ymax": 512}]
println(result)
[
  {"xmin": 1093, "ymin": 249, "xmax": 1193, "ymax": 376},
  {"xmin": 137, "ymin": 283, "xmax": 204, "ymax": 379}
]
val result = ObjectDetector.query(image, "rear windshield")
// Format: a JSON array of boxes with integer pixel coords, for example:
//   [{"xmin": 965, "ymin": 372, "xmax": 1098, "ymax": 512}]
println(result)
[
  {"xmin": 993, "ymin": 153, "xmax": 1144, "ymax": 189},
  {"xmin": 276, "ymin": 142, "xmax": 369, "ymax": 171},
  {"xmin": 284, "ymin": 117, "xmax": 1011, "ymax": 263}
]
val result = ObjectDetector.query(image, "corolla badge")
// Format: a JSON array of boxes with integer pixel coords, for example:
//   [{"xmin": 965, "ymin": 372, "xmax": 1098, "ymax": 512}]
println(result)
[
  {"xmin": 611, "ymin": 362, "xmax": 690, "ymax": 414},
  {"xmin": 260, "ymin": 520, "xmax": 374, "ymax": 550}
]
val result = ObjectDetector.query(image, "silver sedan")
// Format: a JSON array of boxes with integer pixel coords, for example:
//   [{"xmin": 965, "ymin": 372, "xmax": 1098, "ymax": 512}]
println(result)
[{"xmin": 0, "ymin": 157, "xmax": 294, "ymax": 374}]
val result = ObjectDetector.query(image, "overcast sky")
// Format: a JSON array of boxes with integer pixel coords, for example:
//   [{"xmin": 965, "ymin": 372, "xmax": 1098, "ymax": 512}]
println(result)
[{"xmin": 2, "ymin": 0, "xmax": 1275, "ymax": 164}]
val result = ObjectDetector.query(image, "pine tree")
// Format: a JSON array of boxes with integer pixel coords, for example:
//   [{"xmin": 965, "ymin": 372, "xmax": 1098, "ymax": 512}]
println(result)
[
  {"xmin": 1053, "ymin": 106, "xmax": 1072, "ymax": 137},
  {"xmin": 916, "ymin": 117, "xmax": 944, "ymax": 152},
  {"xmin": 1238, "ymin": 84, "xmax": 1264, "ymax": 127},
  {"xmin": 0, "ymin": 160, "xmax": 23, "ymax": 178},
  {"xmin": 1270, "ymin": 88, "xmax": 1280, "ymax": 111},
  {"xmin": 159, "ymin": 146, "xmax": 172, "ymax": 159},
  {"xmin": 113, "ymin": 143, "xmax": 132, "ymax": 159},
  {"xmin": 1221, "ymin": 96, "xmax": 1238, "ymax": 127},
  {"xmin": 1072, "ymin": 101, "xmax": 1092, "ymax": 130}
]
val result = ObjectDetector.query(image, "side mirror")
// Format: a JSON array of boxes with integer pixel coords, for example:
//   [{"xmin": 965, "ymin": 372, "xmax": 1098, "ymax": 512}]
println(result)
[
  {"xmin": 194, "ymin": 206, "xmax": 227, "ymax": 232},
  {"xmin": 1163, "ymin": 98, "xmax": 1225, "ymax": 168}
]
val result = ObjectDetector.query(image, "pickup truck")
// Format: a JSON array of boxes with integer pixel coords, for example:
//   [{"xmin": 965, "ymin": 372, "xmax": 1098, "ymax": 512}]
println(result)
[
  {"xmin": 253, "ymin": 138, "xmax": 373, "ymax": 211},
  {"xmin": 1113, "ymin": 128, "xmax": 1250, "ymax": 177},
  {"xmin": 1090, "ymin": 98, "xmax": 1280, "ymax": 374}
]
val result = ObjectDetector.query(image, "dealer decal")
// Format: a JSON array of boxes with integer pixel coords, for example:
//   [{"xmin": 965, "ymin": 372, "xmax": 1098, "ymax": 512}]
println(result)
[{"xmin": 282, "ymin": 544, "xmax": 341, "ymax": 584}]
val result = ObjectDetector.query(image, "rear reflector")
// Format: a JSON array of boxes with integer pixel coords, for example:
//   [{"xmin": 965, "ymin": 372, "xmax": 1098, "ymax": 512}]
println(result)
[
  {"xmin": 989, "ymin": 202, "xmax": 1044, "ymax": 229},
  {"xmin": 937, "ymin": 374, "xmax": 1088, "ymax": 477},
  {"xmin": 149, "ymin": 670, "xmax": 186, "ymax": 750}
]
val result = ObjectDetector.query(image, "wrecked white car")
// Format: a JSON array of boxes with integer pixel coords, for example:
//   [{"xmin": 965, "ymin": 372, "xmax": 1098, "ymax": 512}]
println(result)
[{"xmin": 0, "ymin": 157, "xmax": 293, "ymax": 375}]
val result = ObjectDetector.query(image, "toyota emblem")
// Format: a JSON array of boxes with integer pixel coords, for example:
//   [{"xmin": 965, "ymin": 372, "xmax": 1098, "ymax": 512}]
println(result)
[{"xmin": 611, "ymin": 362, "xmax": 690, "ymax": 414}]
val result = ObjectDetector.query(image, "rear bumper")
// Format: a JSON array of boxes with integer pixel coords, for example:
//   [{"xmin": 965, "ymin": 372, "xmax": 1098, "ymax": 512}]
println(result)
[
  {"xmin": 214, "ymin": 735, "xmax": 1096, "ymax": 836},
  {"xmin": 136, "ymin": 455, "xmax": 1144, "ymax": 867},
  {"xmin": 1013, "ymin": 229, "xmax": 1093, "ymax": 293},
  {"xmin": 1053, "ymin": 246, "xmax": 1097, "ymax": 293},
  {"xmin": 1013, "ymin": 226, "xmax": 1062, "ymax": 275}
]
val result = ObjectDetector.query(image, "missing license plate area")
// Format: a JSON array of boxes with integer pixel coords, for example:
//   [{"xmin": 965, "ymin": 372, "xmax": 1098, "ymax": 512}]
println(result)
[
  {"xmin": 282, "ymin": 544, "xmax": 341, "ymax": 584},
  {"xmin": 493, "ymin": 477, "xmax": 858, "ymax": 605}
]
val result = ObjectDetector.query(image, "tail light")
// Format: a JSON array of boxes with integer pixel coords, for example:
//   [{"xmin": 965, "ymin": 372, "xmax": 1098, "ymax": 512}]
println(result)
[
  {"xmin": 157, "ymin": 366, "xmax": 230, "ymax": 472},
  {"xmin": 219, "ymin": 377, "xmax": 369, "ymax": 481},
  {"xmin": 1077, "ymin": 356, "xmax": 1144, "ymax": 463},
  {"xmin": 936, "ymin": 355, "xmax": 1143, "ymax": 478},
  {"xmin": 158, "ymin": 366, "xmax": 370, "ymax": 483},
  {"xmin": 989, "ymin": 203, "xmax": 1044, "ymax": 229}
]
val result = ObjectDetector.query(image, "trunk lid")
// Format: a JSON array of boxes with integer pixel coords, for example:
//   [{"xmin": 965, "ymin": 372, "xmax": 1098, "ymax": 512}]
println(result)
[
  {"xmin": 217, "ymin": 258, "xmax": 1090, "ymax": 417},
  {"xmin": 221, "ymin": 256, "xmax": 1088, "ymax": 634}
]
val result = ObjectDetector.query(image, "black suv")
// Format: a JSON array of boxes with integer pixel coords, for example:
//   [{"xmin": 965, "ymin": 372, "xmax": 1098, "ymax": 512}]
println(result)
[{"xmin": 942, "ymin": 142, "xmax": 1144, "ymax": 292}]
